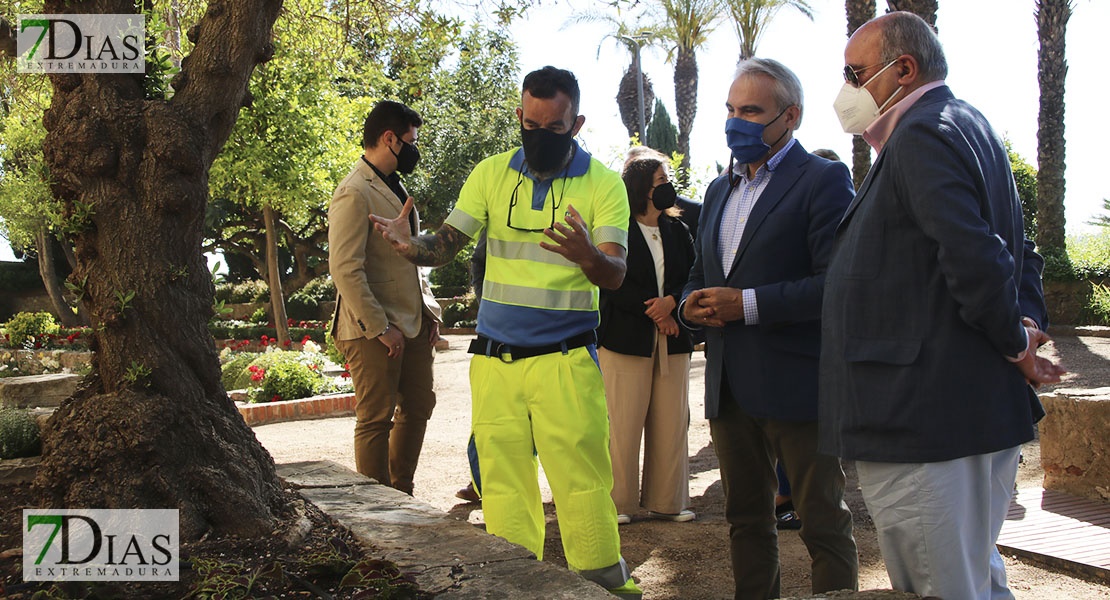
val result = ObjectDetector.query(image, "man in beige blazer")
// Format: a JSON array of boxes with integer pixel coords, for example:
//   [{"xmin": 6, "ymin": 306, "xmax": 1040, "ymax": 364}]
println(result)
[{"xmin": 328, "ymin": 100, "xmax": 442, "ymax": 496}]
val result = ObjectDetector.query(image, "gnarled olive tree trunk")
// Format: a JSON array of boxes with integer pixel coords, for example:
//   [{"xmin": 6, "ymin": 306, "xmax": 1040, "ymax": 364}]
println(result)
[{"xmin": 35, "ymin": 0, "xmax": 285, "ymax": 540}]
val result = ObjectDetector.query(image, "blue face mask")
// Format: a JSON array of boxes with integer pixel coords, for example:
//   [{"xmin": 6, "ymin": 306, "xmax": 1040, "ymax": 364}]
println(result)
[{"xmin": 724, "ymin": 107, "xmax": 789, "ymax": 164}]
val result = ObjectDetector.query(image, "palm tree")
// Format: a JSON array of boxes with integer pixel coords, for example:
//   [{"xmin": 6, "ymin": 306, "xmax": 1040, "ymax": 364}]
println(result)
[
  {"xmin": 562, "ymin": 11, "xmax": 657, "ymax": 141},
  {"xmin": 845, "ymin": 0, "xmax": 877, "ymax": 189},
  {"xmin": 886, "ymin": 0, "xmax": 937, "ymax": 28},
  {"xmin": 649, "ymin": 0, "xmax": 726, "ymax": 181},
  {"xmin": 1035, "ymin": 0, "xmax": 1073, "ymax": 260},
  {"xmin": 727, "ymin": 0, "xmax": 815, "ymax": 62}
]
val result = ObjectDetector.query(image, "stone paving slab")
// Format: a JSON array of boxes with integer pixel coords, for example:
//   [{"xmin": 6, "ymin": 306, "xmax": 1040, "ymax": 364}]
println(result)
[
  {"xmin": 277, "ymin": 460, "xmax": 613, "ymax": 599},
  {"xmin": 0, "ymin": 373, "xmax": 80, "ymax": 408}
]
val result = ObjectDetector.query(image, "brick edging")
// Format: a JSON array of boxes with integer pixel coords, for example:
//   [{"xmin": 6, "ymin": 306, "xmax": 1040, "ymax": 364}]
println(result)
[{"xmin": 237, "ymin": 393, "xmax": 356, "ymax": 427}]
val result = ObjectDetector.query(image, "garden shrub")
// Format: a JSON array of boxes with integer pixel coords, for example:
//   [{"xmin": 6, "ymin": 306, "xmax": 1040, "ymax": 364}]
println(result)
[
  {"xmin": 285, "ymin": 292, "xmax": 319, "ymax": 321},
  {"xmin": 220, "ymin": 351, "xmax": 261, "ymax": 390},
  {"xmin": 324, "ymin": 330, "xmax": 346, "ymax": 366},
  {"xmin": 298, "ymin": 276, "xmax": 336, "ymax": 302},
  {"xmin": 231, "ymin": 350, "xmax": 331, "ymax": 403},
  {"xmin": 442, "ymin": 294, "xmax": 478, "ymax": 327},
  {"xmin": 250, "ymin": 306, "xmax": 269, "ymax": 324},
  {"xmin": 3, "ymin": 312, "xmax": 61, "ymax": 347},
  {"xmin": 1086, "ymin": 283, "xmax": 1110, "ymax": 326},
  {"xmin": 0, "ymin": 408, "xmax": 41, "ymax": 459},
  {"xmin": 214, "ymin": 279, "xmax": 270, "ymax": 304}
]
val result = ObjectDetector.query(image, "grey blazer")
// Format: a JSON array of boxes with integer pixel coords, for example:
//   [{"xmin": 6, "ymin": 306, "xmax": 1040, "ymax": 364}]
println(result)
[{"xmin": 819, "ymin": 86, "xmax": 1048, "ymax": 463}]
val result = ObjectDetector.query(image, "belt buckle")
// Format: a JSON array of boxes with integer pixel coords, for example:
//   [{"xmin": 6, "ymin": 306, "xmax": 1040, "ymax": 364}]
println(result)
[{"xmin": 493, "ymin": 342, "xmax": 514, "ymax": 363}]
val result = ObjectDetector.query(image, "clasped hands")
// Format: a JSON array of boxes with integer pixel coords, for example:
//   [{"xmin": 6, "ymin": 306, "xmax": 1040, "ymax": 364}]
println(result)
[
  {"xmin": 682, "ymin": 287, "xmax": 745, "ymax": 328},
  {"xmin": 645, "ymin": 296, "xmax": 680, "ymax": 337},
  {"xmin": 1017, "ymin": 319, "xmax": 1066, "ymax": 388}
]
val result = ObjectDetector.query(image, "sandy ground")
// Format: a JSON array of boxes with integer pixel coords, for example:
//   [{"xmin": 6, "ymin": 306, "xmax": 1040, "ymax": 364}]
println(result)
[{"xmin": 254, "ymin": 333, "xmax": 1110, "ymax": 599}]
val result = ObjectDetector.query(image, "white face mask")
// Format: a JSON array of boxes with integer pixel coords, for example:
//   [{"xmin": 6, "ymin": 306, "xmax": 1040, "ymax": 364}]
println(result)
[{"xmin": 833, "ymin": 60, "xmax": 902, "ymax": 135}]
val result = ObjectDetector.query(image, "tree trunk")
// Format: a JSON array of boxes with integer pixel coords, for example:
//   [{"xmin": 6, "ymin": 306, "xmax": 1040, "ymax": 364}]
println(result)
[
  {"xmin": 617, "ymin": 64, "xmax": 655, "ymax": 142},
  {"xmin": 887, "ymin": 0, "xmax": 937, "ymax": 29},
  {"xmin": 36, "ymin": 0, "xmax": 286, "ymax": 540},
  {"xmin": 35, "ymin": 225, "xmax": 80, "ymax": 328},
  {"xmin": 1035, "ymin": 0, "xmax": 1071, "ymax": 257},
  {"xmin": 674, "ymin": 45, "xmax": 698, "ymax": 183},
  {"xmin": 846, "ymin": 0, "xmax": 877, "ymax": 188},
  {"xmin": 264, "ymin": 203, "xmax": 291, "ymax": 345}
]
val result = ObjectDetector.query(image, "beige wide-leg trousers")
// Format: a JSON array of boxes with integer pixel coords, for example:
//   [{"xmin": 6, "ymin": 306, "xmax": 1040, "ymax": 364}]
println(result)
[{"xmin": 599, "ymin": 331, "xmax": 691, "ymax": 515}]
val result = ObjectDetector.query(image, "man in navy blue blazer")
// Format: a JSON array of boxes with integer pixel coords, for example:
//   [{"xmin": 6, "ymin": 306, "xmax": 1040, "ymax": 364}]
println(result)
[
  {"xmin": 820, "ymin": 12, "xmax": 1064, "ymax": 600},
  {"xmin": 681, "ymin": 58, "xmax": 858, "ymax": 599}
]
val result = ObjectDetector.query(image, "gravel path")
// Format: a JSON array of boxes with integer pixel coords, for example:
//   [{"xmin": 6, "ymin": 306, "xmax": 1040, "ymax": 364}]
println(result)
[{"xmin": 254, "ymin": 333, "xmax": 1110, "ymax": 599}]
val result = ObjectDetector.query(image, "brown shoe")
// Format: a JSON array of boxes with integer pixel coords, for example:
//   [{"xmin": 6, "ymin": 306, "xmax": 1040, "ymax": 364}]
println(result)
[{"xmin": 455, "ymin": 482, "xmax": 480, "ymax": 503}]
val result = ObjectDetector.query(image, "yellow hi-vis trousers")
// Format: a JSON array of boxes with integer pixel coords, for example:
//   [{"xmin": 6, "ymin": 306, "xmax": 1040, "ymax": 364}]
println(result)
[{"xmin": 470, "ymin": 344, "xmax": 624, "ymax": 575}]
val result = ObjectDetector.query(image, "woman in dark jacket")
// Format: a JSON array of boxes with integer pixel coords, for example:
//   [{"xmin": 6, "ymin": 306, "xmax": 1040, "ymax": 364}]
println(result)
[{"xmin": 597, "ymin": 150, "xmax": 696, "ymax": 524}]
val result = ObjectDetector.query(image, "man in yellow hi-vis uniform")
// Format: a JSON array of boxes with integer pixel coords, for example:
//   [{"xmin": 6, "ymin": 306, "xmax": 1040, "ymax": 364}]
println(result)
[{"xmin": 371, "ymin": 66, "xmax": 641, "ymax": 599}]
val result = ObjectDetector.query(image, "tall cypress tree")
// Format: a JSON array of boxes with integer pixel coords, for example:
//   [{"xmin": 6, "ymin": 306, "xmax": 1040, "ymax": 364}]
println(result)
[{"xmin": 645, "ymin": 98, "xmax": 679, "ymax": 157}]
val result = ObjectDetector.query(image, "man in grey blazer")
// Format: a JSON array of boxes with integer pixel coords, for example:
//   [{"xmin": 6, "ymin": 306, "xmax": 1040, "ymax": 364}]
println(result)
[
  {"xmin": 821, "ymin": 12, "xmax": 1064, "ymax": 599},
  {"xmin": 681, "ymin": 58, "xmax": 858, "ymax": 599},
  {"xmin": 328, "ymin": 101, "xmax": 442, "ymax": 496}
]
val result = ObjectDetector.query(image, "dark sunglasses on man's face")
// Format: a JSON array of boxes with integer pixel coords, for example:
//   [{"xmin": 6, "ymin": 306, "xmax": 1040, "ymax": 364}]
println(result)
[{"xmin": 842, "ymin": 60, "xmax": 893, "ymax": 87}]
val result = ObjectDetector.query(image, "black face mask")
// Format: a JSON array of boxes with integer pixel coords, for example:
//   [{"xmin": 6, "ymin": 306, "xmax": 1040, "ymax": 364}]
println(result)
[
  {"xmin": 390, "ymin": 139, "xmax": 420, "ymax": 174},
  {"xmin": 520, "ymin": 126, "xmax": 575, "ymax": 175},
  {"xmin": 651, "ymin": 182, "xmax": 677, "ymax": 210}
]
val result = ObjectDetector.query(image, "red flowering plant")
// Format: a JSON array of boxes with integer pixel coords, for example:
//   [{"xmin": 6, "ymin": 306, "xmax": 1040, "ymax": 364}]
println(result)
[{"xmin": 219, "ymin": 343, "xmax": 351, "ymax": 404}]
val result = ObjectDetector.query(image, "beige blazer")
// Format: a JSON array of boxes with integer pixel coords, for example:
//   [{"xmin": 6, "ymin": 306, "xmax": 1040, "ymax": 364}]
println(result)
[{"xmin": 328, "ymin": 158, "xmax": 441, "ymax": 341}]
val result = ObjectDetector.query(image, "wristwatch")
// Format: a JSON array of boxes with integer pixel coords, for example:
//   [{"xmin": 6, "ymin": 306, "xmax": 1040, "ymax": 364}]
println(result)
[{"xmin": 377, "ymin": 324, "xmax": 391, "ymax": 338}]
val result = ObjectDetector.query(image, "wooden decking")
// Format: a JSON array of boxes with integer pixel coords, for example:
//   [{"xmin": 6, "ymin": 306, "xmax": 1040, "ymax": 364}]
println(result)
[{"xmin": 998, "ymin": 487, "xmax": 1110, "ymax": 582}]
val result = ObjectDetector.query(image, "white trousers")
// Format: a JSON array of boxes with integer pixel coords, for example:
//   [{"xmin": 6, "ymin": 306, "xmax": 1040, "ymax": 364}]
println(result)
[{"xmin": 857, "ymin": 445, "xmax": 1021, "ymax": 600}]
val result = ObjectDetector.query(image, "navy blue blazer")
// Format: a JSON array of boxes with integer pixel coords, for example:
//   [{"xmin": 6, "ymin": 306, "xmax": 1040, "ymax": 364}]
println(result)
[
  {"xmin": 598, "ymin": 214, "xmax": 696, "ymax": 357},
  {"xmin": 682, "ymin": 141, "xmax": 854, "ymax": 421},
  {"xmin": 819, "ymin": 86, "xmax": 1048, "ymax": 463}
]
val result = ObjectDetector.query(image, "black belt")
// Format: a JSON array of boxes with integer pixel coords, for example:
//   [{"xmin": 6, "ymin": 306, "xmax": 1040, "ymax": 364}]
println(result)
[{"xmin": 468, "ymin": 331, "xmax": 596, "ymax": 362}]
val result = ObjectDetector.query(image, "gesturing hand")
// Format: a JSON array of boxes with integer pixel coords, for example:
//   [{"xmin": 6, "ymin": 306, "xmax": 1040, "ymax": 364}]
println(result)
[
  {"xmin": 539, "ymin": 204, "xmax": 598, "ymax": 266},
  {"xmin": 370, "ymin": 197, "xmax": 415, "ymax": 256}
]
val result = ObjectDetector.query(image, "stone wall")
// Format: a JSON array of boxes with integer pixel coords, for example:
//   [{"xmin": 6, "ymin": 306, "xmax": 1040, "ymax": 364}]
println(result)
[{"xmin": 1038, "ymin": 387, "xmax": 1110, "ymax": 503}]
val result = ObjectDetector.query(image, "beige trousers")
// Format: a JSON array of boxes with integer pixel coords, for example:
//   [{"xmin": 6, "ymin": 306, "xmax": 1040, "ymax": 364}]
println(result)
[
  {"xmin": 599, "ymin": 331, "xmax": 691, "ymax": 515},
  {"xmin": 337, "ymin": 316, "xmax": 436, "ymax": 495}
]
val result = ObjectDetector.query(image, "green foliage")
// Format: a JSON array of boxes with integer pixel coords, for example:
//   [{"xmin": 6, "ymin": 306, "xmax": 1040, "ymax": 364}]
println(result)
[
  {"xmin": 442, "ymin": 294, "xmax": 479, "ymax": 328},
  {"xmin": 220, "ymin": 352, "xmax": 261, "ymax": 390},
  {"xmin": 645, "ymin": 98, "xmax": 679, "ymax": 156},
  {"xmin": 1086, "ymin": 283, "xmax": 1110, "ymax": 326},
  {"xmin": 285, "ymin": 292, "xmax": 319, "ymax": 321},
  {"xmin": 400, "ymin": 25, "xmax": 522, "ymax": 228},
  {"xmin": 188, "ymin": 557, "xmax": 285, "ymax": 600},
  {"xmin": 0, "ymin": 75, "xmax": 58, "ymax": 254},
  {"xmin": 3, "ymin": 311, "xmax": 60, "ymax": 347},
  {"xmin": 298, "ymin": 276, "xmax": 337, "ymax": 302},
  {"xmin": 1006, "ymin": 140, "xmax": 1038, "ymax": 240},
  {"xmin": 123, "ymin": 360, "xmax": 152, "ymax": 387},
  {"xmin": 1041, "ymin": 246, "xmax": 1074, "ymax": 282},
  {"xmin": 0, "ymin": 408, "xmax": 41, "ymax": 459},
  {"xmin": 215, "ymin": 280, "xmax": 271, "ymax": 304},
  {"xmin": 1089, "ymin": 198, "xmax": 1110, "ymax": 228},
  {"xmin": 0, "ymin": 261, "xmax": 44, "ymax": 293},
  {"xmin": 1066, "ymin": 230, "xmax": 1110, "ymax": 279},
  {"xmin": 429, "ymin": 238, "xmax": 475, "ymax": 291},
  {"xmin": 208, "ymin": 321, "xmax": 326, "ymax": 344},
  {"xmin": 236, "ymin": 350, "xmax": 328, "ymax": 403},
  {"xmin": 114, "ymin": 289, "xmax": 137, "ymax": 313},
  {"xmin": 324, "ymin": 330, "xmax": 346, "ymax": 367},
  {"xmin": 249, "ymin": 306, "xmax": 269, "ymax": 324}
]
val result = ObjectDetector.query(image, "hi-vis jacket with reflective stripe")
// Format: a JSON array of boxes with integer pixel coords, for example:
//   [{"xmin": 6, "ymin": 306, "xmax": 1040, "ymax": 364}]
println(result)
[{"xmin": 444, "ymin": 143, "xmax": 629, "ymax": 347}]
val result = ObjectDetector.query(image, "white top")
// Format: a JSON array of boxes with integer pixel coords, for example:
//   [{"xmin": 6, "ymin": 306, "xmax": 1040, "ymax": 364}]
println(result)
[{"xmin": 637, "ymin": 221, "xmax": 665, "ymax": 297}]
